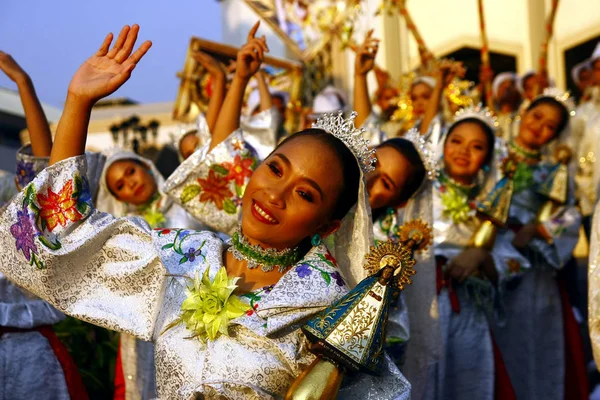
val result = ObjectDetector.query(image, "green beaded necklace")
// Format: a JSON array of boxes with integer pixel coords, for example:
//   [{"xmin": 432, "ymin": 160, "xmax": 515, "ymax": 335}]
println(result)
[{"xmin": 229, "ymin": 230, "xmax": 302, "ymax": 273}]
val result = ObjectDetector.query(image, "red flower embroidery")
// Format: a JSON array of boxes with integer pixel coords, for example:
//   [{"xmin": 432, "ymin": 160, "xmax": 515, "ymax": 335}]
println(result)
[
  {"xmin": 246, "ymin": 303, "xmax": 259, "ymax": 316},
  {"xmin": 36, "ymin": 180, "xmax": 83, "ymax": 232},
  {"xmin": 222, "ymin": 155, "xmax": 253, "ymax": 186},
  {"xmin": 325, "ymin": 252, "xmax": 338, "ymax": 267},
  {"xmin": 197, "ymin": 170, "xmax": 233, "ymax": 210}
]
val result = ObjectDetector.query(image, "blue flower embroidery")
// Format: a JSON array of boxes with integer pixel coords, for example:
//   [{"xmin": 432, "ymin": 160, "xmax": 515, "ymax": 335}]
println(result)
[{"xmin": 296, "ymin": 263, "xmax": 313, "ymax": 278}]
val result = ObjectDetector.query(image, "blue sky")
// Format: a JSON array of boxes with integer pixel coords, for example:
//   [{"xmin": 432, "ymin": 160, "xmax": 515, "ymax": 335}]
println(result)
[{"xmin": 0, "ymin": 0, "xmax": 223, "ymax": 107}]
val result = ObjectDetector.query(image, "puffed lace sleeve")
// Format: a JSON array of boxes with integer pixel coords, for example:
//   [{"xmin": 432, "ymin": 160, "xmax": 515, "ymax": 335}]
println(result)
[
  {"xmin": 0, "ymin": 155, "xmax": 167, "ymax": 341},
  {"xmin": 240, "ymin": 107, "xmax": 280, "ymax": 160},
  {"xmin": 588, "ymin": 202, "xmax": 600, "ymax": 369},
  {"xmin": 15, "ymin": 144, "xmax": 49, "ymax": 189},
  {"xmin": 164, "ymin": 129, "xmax": 258, "ymax": 236}
]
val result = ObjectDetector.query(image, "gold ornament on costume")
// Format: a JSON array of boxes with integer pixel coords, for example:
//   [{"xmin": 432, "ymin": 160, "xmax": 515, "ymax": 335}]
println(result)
[
  {"xmin": 470, "ymin": 153, "xmax": 518, "ymax": 249},
  {"xmin": 287, "ymin": 221, "xmax": 431, "ymax": 399},
  {"xmin": 536, "ymin": 144, "xmax": 572, "ymax": 223}
]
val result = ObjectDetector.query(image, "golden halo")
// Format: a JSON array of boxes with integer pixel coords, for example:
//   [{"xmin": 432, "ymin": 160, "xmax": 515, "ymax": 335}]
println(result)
[
  {"xmin": 398, "ymin": 219, "xmax": 432, "ymax": 253},
  {"xmin": 364, "ymin": 241, "xmax": 416, "ymax": 290}
]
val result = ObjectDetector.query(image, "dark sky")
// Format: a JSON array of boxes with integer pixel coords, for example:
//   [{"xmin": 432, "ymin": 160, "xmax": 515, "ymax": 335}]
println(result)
[{"xmin": 0, "ymin": 0, "xmax": 223, "ymax": 107}]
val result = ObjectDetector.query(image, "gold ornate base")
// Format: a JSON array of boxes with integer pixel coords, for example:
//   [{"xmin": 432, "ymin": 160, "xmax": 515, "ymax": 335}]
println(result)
[
  {"xmin": 536, "ymin": 200, "xmax": 555, "ymax": 223},
  {"xmin": 469, "ymin": 220, "xmax": 497, "ymax": 250},
  {"xmin": 285, "ymin": 356, "xmax": 344, "ymax": 400}
]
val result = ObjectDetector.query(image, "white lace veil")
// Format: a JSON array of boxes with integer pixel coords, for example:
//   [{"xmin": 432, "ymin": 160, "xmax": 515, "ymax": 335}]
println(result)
[{"xmin": 96, "ymin": 148, "xmax": 172, "ymax": 218}]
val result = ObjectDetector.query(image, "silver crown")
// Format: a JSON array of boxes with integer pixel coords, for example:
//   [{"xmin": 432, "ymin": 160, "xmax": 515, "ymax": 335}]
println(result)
[
  {"xmin": 403, "ymin": 128, "xmax": 439, "ymax": 181},
  {"xmin": 453, "ymin": 104, "xmax": 498, "ymax": 131},
  {"xmin": 537, "ymin": 87, "xmax": 576, "ymax": 114},
  {"xmin": 312, "ymin": 111, "xmax": 377, "ymax": 174}
]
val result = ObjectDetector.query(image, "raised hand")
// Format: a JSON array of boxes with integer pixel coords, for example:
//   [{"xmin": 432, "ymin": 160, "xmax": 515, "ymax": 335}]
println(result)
[
  {"xmin": 0, "ymin": 51, "xmax": 29, "ymax": 84},
  {"xmin": 193, "ymin": 51, "xmax": 226, "ymax": 78},
  {"xmin": 235, "ymin": 21, "xmax": 268, "ymax": 82},
  {"xmin": 354, "ymin": 30, "xmax": 379, "ymax": 76},
  {"xmin": 67, "ymin": 24, "xmax": 152, "ymax": 105}
]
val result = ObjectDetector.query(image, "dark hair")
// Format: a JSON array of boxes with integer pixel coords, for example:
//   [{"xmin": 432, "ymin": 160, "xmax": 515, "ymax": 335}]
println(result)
[
  {"xmin": 378, "ymin": 138, "xmax": 426, "ymax": 204},
  {"xmin": 444, "ymin": 118, "xmax": 496, "ymax": 166},
  {"xmin": 275, "ymin": 128, "xmax": 360, "ymax": 221},
  {"xmin": 525, "ymin": 97, "xmax": 570, "ymax": 139}
]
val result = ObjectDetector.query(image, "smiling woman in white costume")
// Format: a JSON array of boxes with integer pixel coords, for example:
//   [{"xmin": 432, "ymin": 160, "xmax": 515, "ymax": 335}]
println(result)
[{"xmin": 0, "ymin": 23, "xmax": 410, "ymax": 400}]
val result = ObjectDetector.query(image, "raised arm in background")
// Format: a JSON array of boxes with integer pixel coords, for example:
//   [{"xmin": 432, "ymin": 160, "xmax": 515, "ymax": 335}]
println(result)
[
  {"xmin": 209, "ymin": 21, "xmax": 268, "ymax": 151},
  {"xmin": 192, "ymin": 50, "xmax": 226, "ymax": 132},
  {"xmin": 0, "ymin": 52, "xmax": 52, "ymax": 156},
  {"xmin": 352, "ymin": 30, "xmax": 379, "ymax": 128}
]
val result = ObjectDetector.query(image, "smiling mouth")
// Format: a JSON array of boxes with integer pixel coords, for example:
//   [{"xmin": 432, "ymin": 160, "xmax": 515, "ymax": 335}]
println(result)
[
  {"xmin": 134, "ymin": 184, "xmax": 145, "ymax": 197},
  {"xmin": 453, "ymin": 157, "xmax": 469, "ymax": 166},
  {"xmin": 252, "ymin": 200, "xmax": 278, "ymax": 224}
]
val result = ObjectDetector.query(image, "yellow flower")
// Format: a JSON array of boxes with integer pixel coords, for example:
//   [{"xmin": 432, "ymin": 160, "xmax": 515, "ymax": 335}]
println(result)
[
  {"xmin": 167, "ymin": 267, "xmax": 251, "ymax": 342},
  {"xmin": 441, "ymin": 187, "xmax": 472, "ymax": 224}
]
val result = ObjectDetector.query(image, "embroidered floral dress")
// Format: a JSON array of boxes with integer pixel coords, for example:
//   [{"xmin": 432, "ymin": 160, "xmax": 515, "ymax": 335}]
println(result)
[
  {"xmin": 0, "ymin": 146, "xmax": 70, "ymax": 399},
  {"xmin": 425, "ymin": 171, "xmax": 528, "ymax": 400},
  {"xmin": 0, "ymin": 135, "xmax": 410, "ymax": 399},
  {"xmin": 490, "ymin": 158, "xmax": 581, "ymax": 400},
  {"xmin": 95, "ymin": 150, "xmax": 207, "ymax": 400}
]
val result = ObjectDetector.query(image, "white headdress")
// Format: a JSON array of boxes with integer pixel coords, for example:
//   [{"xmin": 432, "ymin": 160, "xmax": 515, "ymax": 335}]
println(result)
[
  {"xmin": 571, "ymin": 60, "xmax": 591, "ymax": 86},
  {"xmin": 312, "ymin": 85, "xmax": 349, "ymax": 116},
  {"xmin": 492, "ymin": 72, "xmax": 517, "ymax": 99},
  {"xmin": 172, "ymin": 113, "xmax": 212, "ymax": 161},
  {"xmin": 591, "ymin": 42, "xmax": 600, "ymax": 63},
  {"xmin": 96, "ymin": 148, "xmax": 172, "ymax": 219},
  {"xmin": 412, "ymin": 76, "xmax": 437, "ymax": 89},
  {"xmin": 312, "ymin": 111, "xmax": 375, "ymax": 287}
]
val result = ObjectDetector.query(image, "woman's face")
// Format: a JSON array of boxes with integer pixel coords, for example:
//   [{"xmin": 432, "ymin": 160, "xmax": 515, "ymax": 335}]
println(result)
[
  {"xmin": 241, "ymin": 135, "xmax": 344, "ymax": 250},
  {"xmin": 106, "ymin": 159, "xmax": 157, "ymax": 205},
  {"xmin": 367, "ymin": 147, "xmax": 411, "ymax": 210},
  {"xmin": 410, "ymin": 83, "xmax": 433, "ymax": 119},
  {"xmin": 180, "ymin": 131, "xmax": 200, "ymax": 160},
  {"xmin": 443, "ymin": 122, "xmax": 490, "ymax": 185},
  {"xmin": 517, "ymin": 103, "xmax": 562, "ymax": 150}
]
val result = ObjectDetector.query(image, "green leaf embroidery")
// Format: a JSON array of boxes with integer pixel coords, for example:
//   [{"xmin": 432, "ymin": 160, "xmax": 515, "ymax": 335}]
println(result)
[
  {"xmin": 162, "ymin": 243, "xmax": 175, "ymax": 250},
  {"xmin": 24, "ymin": 184, "xmax": 36, "ymax": 207},
  {"xmin": 210, "ymin": 164, "xmax": 229, "ymax": 176},
  {"xmin": 181, "ymin": 185, "xmax": 202, "ymax": 204},
  {"xmin": 320, "ymin": 271, "xmax": 331, "ymax": 285},
  {"xmin": 38, "ymin": 235, "xmax": 62, "ymax": 251},
  {"xmin": 223, "ymin": 198, "xmax": 237, "ymax": 215},
  {"xmin": 234, "ymin": 183, "xmax": 243, "ymax": 197},
  {"xmin": 179, "ymin": 257, "xmax": 188, "ymax": 265}
]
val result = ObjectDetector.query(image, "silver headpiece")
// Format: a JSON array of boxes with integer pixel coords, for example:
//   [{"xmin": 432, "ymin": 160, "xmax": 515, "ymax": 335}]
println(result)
[
  {"xmin": 453, "ymin": 104, "xmax": 497, "ymax": 131},
  {"xmin": 536, "ymin": 87, "xmax": 576, "ymax": 114},
  {"xmin": 403, "ymin": 128, "xmax": 439, "ymax": 181},
  {"xmin": 312, "ymin": 111, "xmax": 377, "ymax": 174}
]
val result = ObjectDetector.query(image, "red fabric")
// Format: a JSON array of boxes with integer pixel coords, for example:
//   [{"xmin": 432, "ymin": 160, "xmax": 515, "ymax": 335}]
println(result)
[
  {"xmin": 37, "ymin": 326, "xmax": 89, "ymax": 400},
  {"xmin": 114, "ymin": 340, "xmax": 126, "ymax": 400},
  {"xmin": 557, "ymin": 279, "xmax": 588, "ymax": 400},
  {"xmin": 490, "ymin": 332, "xmax": 517, "ymax": 400},
  {"xmin": 436, "ymin": 256, "xmax": 461, "ymax": 313}
]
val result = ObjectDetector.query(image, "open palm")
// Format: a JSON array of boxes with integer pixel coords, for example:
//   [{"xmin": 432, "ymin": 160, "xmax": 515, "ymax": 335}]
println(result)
[{"xmin": 68, "ymin": 25, "xmax": 152, "ymax": 103}]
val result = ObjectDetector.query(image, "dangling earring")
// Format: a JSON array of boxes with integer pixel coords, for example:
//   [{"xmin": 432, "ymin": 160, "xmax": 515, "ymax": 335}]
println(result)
[
  {"xmin": 311, "ymin": 234, "xmax": 322, "ymax": 247},
  {"xmin": 483, "ymin": 164, "xmax": 490, "ymax": 173}
]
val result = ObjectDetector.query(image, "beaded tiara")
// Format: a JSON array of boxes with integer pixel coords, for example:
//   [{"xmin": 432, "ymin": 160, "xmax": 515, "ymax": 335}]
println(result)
[{"xmin": 312, "ymin": 111, "xmax": 377, "ymax": 174}]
